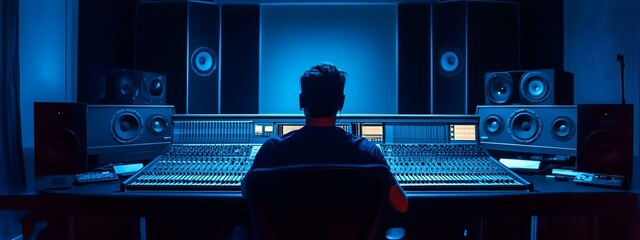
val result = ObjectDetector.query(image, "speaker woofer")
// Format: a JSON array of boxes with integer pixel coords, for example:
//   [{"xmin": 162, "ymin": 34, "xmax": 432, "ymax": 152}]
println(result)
[
  {"xmin": 148, "ymin": 76, "xmax": 165, "ymax": 98},
  {"xmin": 508, "ymin": 109, "xmax": 542, "ymax": 144},
  {"xmin": 551, "ymin": 117, "xmax": 575, "ymax": 141},
  {"xmin": 520, "ymin": 71, "xmax": 550, "ymax": 103},
  {"xmin": 438, "ymin": 49, "xmax": 463, "ymax": 75},
  {"xmin": 190, "ymin": 46, "xmax": 217, "ymax": 77},
  {"xmin": 585, "ymin": 129, "xmax": 620, "ymax": 165},
  {"xmin": 114, "ymin": 72, "xmax": 140, "ymax": 102},
  {"xmin": 484, "ymin": 115, "xmax": 504, "ymax": 135},
  {"xmin": 110, "ymin": 109, "xmax": 144, "ymax": 144},
  {"xmin": 45, "ymin": 128, "xmax": 81, "ymax": 164},
  {"xmin": 147, "ymin": 115, "xmax": 168, "ymax": 135},
  {"xmin": 486, "ymin": 73, "xmax": 513, "ymax": 104}
]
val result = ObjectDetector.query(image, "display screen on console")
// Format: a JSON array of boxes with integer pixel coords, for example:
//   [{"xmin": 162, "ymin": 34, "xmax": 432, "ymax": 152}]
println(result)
[
  {"xmin": 279, "ymin": 125, "xmax": 304, "ymax": 135},
  {"xmin": 361, "ymin": 124, "xmax": 384, "ymax": 142},
  {"xmin": 450, "ymin": 125, "xmax": 476, "ymax": 141}
]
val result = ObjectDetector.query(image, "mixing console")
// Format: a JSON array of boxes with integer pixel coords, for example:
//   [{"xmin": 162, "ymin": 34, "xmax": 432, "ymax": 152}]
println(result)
[
  {"xmin": 380, "ymin": 144, "xmax": 530, "ymax": 190},
  {"xmin": 123, "ymin": 144, "xmax": 260, "ymax": 190},
  {"xmin": 123, "ymin": 143, "xmax": 530, "ymax": 191}
]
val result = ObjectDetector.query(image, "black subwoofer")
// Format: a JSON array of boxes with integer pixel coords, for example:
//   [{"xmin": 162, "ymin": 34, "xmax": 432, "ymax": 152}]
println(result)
[
  {"xmin": 576, "ymin": 104, "xmax": 633, "ymax": 188},
  {"xmin": 35, "ymin": 102, "xmax": 174, "ymax": 176}
]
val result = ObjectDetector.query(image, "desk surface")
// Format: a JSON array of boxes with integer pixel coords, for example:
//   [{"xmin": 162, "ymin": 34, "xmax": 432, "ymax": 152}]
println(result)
[{"xmin": 1, "ymin": 174, "xmax": 637, "ymax": 217}]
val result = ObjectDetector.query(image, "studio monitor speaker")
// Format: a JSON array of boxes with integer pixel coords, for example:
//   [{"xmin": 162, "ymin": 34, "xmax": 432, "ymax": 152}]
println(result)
[
  {"xmin": 136, "ymin": 1, "xmax": 219, "ymax": 114},
  {"xmin": 477, "ymin": 104, "xmax": 633, "ymax": 187},
  {"xmin": 135, "ymin": 1, "xmax": 220, "ymax": 114},
  {"xmin": 432, "ymin": 1, "xmax": 519, "ymax": 114},
  {"xmin": 484, "ymin": 69, "xmax": 574, "ymax": 105},
  {"xmin": 35, "ymin": 102, "xmax": 174, "ymax": 176},
  {"xmin": 576, "ymin": 104, "xmax": 633, "ymax": 187},
  {"xmin": 81, "ymin": 67, "xmax": 166, "ymax": 105},
  {"xmin": 477, "ymin": 105, "xmax": 577, "ymax": 156}
]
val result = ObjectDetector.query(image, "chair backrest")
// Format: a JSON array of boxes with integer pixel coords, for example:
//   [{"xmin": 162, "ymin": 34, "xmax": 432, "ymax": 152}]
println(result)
[{"xmin": 243, "ymin": 164, "xmax": 391, "ymax": 240}]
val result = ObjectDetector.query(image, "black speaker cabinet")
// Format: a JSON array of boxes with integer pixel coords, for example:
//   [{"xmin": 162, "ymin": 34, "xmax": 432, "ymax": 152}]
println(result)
[
  {"xmin": 35, "ymin": 102, "xmax": 174, "ymax": 176},
  {"xmin": 477, "ymin": 105, "xmax": 577, "ymax": 156},
  {"xmin": 484, "ymin": 69, "xmax": 574, "ymax": 105},
  {"xmin": 81, "ymin": 67, "xmax": 166, "ymax": 105},
  {"xmin": 576, "ymin": 104, "xmax": 633, "ymax": 187},
  {"xmin": 432, "ymin": 1, "xmax": 520, "ymax": 114},
  {"xmin": 135, "ymin": 1, "xmax": 219, "ymax": 114},
  {"xmin": 477, "ymin": 104, "xmax": 633, "ymax": 187}
]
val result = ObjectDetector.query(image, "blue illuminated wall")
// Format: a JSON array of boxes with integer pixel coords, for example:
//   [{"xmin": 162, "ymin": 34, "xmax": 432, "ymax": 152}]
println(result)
[
  {"xmin": 259, "ymin": 4, "xmax": 397, "ymax": 114},
  {"xmin": 564, "ymin": 0, "xmax": 640, "ymax": 189},
  {"xmin": 18, "ymin": 0, "xmax": 74, "ymax": 192},
  {"xmin": 19, "ymin": 0, "xmax": 73, "ymax": 148}
]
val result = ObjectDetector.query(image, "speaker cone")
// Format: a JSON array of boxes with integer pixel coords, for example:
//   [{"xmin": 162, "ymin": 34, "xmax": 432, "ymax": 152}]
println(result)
[
  {"xmin": 45, "ymin": 128, "xmax": 80, "ymax": 164},
  {"xmin": 484, "ymin": 115, "xmax": 504, "ymax": 135},
  {"xmin": 486, "ymin": 73, "xmax": 513, "ymax": 104},
  {"xmin": 147, "ymin": 76, "xmax": 165, "ymax": 97},
  {"xmin": 551, "ymin": 117, "xmax": 575, "ymax": 141},
  {"xmin": 191, "ymin": 46, "xmax": 217, "ymax": 76},
  {"xmin": 110, "ymin": 109, "xmax": 143, "ymax": 144},
  {"xmin": 148, "ymin": 115, "xmax": 168, "ymax": 135},
  {"xmin": 508, "ymin": 109, "xmax": 542, "ymax": 144},
  {"xmin": 585, "ymin": 129, "xmax": 620, "ymax": 165},
  {"xmin": 439, "ymin": 50, "xmax": 462, "ymax": 75},
  {"xmin": 520, "ymin": 71, "xmax": 550, "ymax": 103},
  {"xmin": 115, "ymin": 72, "xmax": 139, "ymax": 102}
]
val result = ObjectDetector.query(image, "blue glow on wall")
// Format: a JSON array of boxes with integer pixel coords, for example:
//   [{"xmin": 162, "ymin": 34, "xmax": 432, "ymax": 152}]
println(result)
[
  {"xmin": 259, "ymin": 4, "xmax": 397, "ymax": 114},
  {"xmin": 19, "ymin": 0, "xmax": 69, "ymax": 148},
  {"xmin": 564, "ymin": 0, "xmax": 640, "ymax": 157}
]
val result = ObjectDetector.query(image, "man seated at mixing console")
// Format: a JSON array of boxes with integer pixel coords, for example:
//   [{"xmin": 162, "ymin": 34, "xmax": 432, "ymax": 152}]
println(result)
[{"xmin": 241, "ymin": 62, "xmax": 408, "ymax": 213}]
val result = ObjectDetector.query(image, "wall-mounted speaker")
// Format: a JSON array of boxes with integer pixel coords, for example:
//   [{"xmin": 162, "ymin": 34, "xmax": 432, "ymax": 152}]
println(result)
[
  {"xmin": 477, "ymin": 104, "xmax": 633, "ymax": 187},
  {"xmin": 81, "ymin": 67, "xmax": 166, "ymax": 105},
  {"xmin": 432, "ymin": 1, "xmax": 520, "ymax": 114},
  {"xmin": 35, "ymin": 102, "xmax": 174, "ymax": 176},
  {"xmin": 484, "ymin": 69, "xmax": 574, "ymax": 105},
  {"xmin": 135, "ymin": 1, "xmax": 219, "ymax": 114}
]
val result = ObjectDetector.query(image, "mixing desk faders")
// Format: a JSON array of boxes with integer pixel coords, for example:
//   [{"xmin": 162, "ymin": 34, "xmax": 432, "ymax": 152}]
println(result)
[
  {"xmin": 123, "ymin": 144, "xmax": 260, "ymax": 190},
  {"xmin": 380, "ymin": 144, "xmax": 530, "ymax": 190},
  {"xmin": 122, "ymin": 114, "xmax": 531, "ymax": 191}
]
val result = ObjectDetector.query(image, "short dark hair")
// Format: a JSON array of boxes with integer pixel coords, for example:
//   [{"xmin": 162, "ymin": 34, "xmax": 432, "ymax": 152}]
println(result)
[{"xmin": 300, "ymin": 63, "xmax": 346, "ymax": 117}]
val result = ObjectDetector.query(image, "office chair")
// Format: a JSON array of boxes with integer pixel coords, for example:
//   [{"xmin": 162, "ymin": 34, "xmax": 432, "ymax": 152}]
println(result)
[{"xmin": 243, "ymin": 164, "xmax": 392, "ymax": 240}]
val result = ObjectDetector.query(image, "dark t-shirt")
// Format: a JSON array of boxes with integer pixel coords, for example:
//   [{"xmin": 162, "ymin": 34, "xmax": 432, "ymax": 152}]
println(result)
[{"xmin": 242, "ymin": 126, "xmax": 397, "ymax": 193}]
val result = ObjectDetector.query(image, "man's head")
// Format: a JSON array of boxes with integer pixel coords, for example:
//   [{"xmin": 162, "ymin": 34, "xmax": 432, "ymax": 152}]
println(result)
[{"xmin": 299, "ymin": 63, "xmax": 346, "ymax": 118}]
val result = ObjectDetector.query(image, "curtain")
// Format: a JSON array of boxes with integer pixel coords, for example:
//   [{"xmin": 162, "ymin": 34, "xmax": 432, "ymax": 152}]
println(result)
[{"xmin": 1, "ymin": 0, "xmax": 25, "ymax": 193}]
